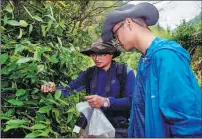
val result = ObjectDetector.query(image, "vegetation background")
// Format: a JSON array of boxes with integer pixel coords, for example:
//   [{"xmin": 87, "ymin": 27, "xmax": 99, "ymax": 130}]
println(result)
[{"xmin": 1, "ymin": 0, "xmax": 201, "ymax": 138}]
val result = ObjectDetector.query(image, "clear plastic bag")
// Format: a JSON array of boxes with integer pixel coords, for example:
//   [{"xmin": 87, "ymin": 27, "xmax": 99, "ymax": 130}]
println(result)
[{"xmin": 76, "ymin": 102, "xmax": 115, "ymax": 138}]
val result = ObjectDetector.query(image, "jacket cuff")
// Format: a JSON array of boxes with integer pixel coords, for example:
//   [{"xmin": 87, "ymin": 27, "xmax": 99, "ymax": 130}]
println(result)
[{"xmin": 108, "ymin": 97, "xmax": 116, "ymax": 108}]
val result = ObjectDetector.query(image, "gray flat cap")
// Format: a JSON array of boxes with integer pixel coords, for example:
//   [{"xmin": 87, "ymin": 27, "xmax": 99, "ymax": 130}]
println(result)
[{"xmin": 101, "ymin": 2, "xmax": 159, "ymax": 41}]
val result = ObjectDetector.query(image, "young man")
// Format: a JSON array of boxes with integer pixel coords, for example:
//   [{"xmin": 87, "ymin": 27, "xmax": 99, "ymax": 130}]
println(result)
[
  {"xmin": 41, "ymin": 38, "xmax": 135, "ymax": 138},
  {"xmin": 101, "ymin": 2, "xmax": 202, "ymax": 138}
]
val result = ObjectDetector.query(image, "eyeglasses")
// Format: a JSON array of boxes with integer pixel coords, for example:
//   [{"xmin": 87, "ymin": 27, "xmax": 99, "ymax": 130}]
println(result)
[
  {"xmin": 112, "ymin": 19, "xmax": 151, "ymax": 42},
  {"xmin": 113, "ymin": 22, "xmax": 124, "ymax": 41}
]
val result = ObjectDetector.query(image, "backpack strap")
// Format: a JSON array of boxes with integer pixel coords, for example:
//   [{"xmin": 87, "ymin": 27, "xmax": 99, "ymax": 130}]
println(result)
[
  {"xmin": 85, "ymin": 66, "xmax": 97, "ymax": 95},
  {"xmin": 105, "ymin": 67, "xmax": 113, "ymax": 97},
  {"xmin": 116, "ymin": 62, "xmax": 127, "ymax": 98}
]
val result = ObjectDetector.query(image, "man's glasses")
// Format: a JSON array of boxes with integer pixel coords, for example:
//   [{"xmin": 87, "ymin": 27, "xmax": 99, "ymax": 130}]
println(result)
[
  {"xmin": 113, "ymin": 22, "xmax": 124, "ymax": 40},
  {"xmin": 112, "ymin": 18, "xmax": 151, "ymax": 43}
]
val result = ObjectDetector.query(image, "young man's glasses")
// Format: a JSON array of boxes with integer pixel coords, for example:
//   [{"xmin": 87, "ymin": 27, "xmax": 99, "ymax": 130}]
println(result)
[
  {"xmin": 112, "ymin": 18, "xmax": 151, "ymax": 42},
  {"xmin": 113, "ymin": 22, "xmax": 124, "ymax": 41}
]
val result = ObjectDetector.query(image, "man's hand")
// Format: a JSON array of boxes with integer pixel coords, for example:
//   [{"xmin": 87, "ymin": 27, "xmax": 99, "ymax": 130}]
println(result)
[
  {"xmin": 85, "ymin": 95, "xmax": 105, "ymax": 108},
  {"xmin": 41, "ymin": 82, "xmax": 56, "ymax": 93}
]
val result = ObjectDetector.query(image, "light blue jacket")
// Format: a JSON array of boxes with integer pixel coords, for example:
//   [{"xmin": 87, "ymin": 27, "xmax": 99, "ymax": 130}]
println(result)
[{"xmin": 129, "ymin": 37, "xmax": 202, "ymax": 137}]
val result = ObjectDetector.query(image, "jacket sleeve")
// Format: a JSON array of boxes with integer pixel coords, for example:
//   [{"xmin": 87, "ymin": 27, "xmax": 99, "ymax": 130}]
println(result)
[
  {"xmin": 108, "ymin": 68, "xmax": 135, "ymax": 110},
  {"xmin": 155, "ymin": 49, "xmax": 202, "ymax": 136},
  {"xmin": 58, "ymin": 70, "xmax": 88, "ymax": 97}
]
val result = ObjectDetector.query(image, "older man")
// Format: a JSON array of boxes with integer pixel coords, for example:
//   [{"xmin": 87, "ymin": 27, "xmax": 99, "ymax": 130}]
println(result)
[
  {"xmin": 41, "ymin": 38, "xmax": 135, "ymax": 137},
  {"xmin": 101, "ymin": 2, "xmax": 202, "ymax": 138}
]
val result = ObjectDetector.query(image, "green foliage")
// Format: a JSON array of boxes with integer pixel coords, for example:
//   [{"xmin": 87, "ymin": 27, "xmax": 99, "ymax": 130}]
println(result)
[
  {"xmin": 172, "ymin": 19, "xmax": 202, "ymax": 87},
  {"xmin": 1, "ymin": 0, "xmax": 127, "ymax": 137},
  {"xmin": 172, "ymin": 19, "xmax": 201, "ymax": 52},
  {"xmin": 115, "ymin": 51, "xmax": 141, "ymax": 74},
  {"xmin": 1, "ymin": 0, "xmax": 94, "ymax": 138},
  {"xmin": 150, "ymin": 23, "xmax": 173, "ymax": 40}
]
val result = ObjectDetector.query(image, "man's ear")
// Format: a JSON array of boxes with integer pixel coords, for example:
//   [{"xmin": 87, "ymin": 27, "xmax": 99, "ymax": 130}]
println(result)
[
  {"xmin": 125, "ymin": 18, "xmax": 133, "ymax": 23},
  {"xmin": 125, "ymin": 18, "xmax": 133, "ymax": 30}
]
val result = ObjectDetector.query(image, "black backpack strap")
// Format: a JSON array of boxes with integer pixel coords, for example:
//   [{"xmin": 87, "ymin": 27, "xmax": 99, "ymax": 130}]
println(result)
[
  {"xmin": 116, "ymin": 62, "xmax": 127, "ymax": 98},
  {"xmin": 105, "ymin": 67, "xmax": 112, "ymax": 97},
  {"xmin": 85, "ymin": 66, "xmax": 97, "ymax": 95}
]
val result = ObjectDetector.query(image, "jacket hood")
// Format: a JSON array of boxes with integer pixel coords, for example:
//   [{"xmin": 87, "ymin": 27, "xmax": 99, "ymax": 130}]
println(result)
[{"xmin": 145, "ymin": 37, "xmax": 190, "ymax": 63}]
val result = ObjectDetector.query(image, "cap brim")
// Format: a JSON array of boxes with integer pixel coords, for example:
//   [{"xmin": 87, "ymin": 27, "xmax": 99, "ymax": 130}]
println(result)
[{"xmin": 80, "ymin": 49, "xmax": 121, "ymax": 58}]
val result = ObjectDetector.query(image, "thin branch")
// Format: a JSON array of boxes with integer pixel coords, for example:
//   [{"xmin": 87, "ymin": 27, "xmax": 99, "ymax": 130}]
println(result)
[
  {"xmin": 195, "ymin": 1, "xmax": 201, "ymax": 9},
  {"xmin": 80, "ymin": 1, "xmax": 125, "ymax": 22},
  {"xmin": 158, "ymin": 1, "xmax": 173, "ymax": 11},
  {"xmin": 151, "ymin": 1, "xmax": 161, "ymax": 5}
]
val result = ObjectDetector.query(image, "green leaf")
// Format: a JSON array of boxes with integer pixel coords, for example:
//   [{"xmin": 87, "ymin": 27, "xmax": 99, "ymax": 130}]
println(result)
[
  {"xmin": 25, "ymin": 132, "xmax": 41, "ymax": 138},
  {"xmin": 31, "ymin": 89, "xmax": 39, "ymax": 94},
  {"xmin": 23, "ymin": 5, "xmax": 33, "ymax": 18},
  {"xmin": 6, "ymin": 119, "xmax": 27, "ymax": 125},
  {"xmin": 67, "ymin": 113, "xmax": 73, "ymax": 123},
  {"xmin": 31, "ymin": 95, "xmax": 39, "ymax": 100},
  {"xmin": 57, "ymin": 98, "xmax": 69, "ymax": 105},
  {"xmin": 3, "ymin": 125, "xmax": 19, "ymax": 132},
  {"xmin": 1, "ymin": 109, "xmax": 14, "ymax": 120},
  {"xmin": 49, "ymin": 55, "xmax": 58, "ymax": 63},
  {"xmin": 44, "ymin": 15, "xmax": 56, "ymax": 21},
  {"xmin": 1, "ymin": 115, "xmax": 10, "ymax": 120},
  {"xmin": 6, "ymin": 109, "xmax": 14, "ymax": 116},
  {"xmin": 52, "ymin": 109, "xmax": 60, "ymax": 122},
  {"xmin": 37, "ymin": 65, "xmax": 45, "ymax": 73},
  {"xmin": 49, "ymin": 5, "xmax": 54, "ymax": 17},
  {"xmin": 67, "ymin": 107, "xmax": 75, "ymax": 113},
  {"xmin": 41, "ymin": 25, "xmax": 47, "ymax": 37},
  {"xmin": 16, "ymin": 89, "xmax": 26, "ymax": 97},
  {"xmin": 17, "ymin": 57, "xmax": 32, "ymax": 64},
  {"xmin": 5, "ymin": 3, "xmax": 13, "ymax": 13},
  {"xmin": 19, "ymin": 20, "xmax": 28, "ymax": 27},
  {"xmin": 1, "ymin": 26, "xmax": 6, "ymax": 31},
  {"xmin": 46, "ymin": 93, "xmax": 54, "ymax": 100},
  {"xmin": 1, "ymin": 53, "xmax": 8, "ymax": 64},
  {"xmin": 8, "ymin": 62, "xmax": 17, "ymax": 72},
  {"xmin": 46, "ymin": 21, "xmax": 52, "ymax": 32},
  {"xmin": 17, "ymin": 28, "xmax": 23, "ymax": 39},
  {"xmin": 33, "ymin": 15, "xmax": 43, "ymax": 22},
  {"xmin": 31, "ymin": 124, "xmax": 46, "ymax": 130},
  {"xmin": 38, "ymin": 106, "xmax": 52, "ymax": 113},
  {"xmin": 7, "ymin": 20, "xmax": 21, "ymax": 26},
  {"xmin": 15, "ymin": 44, "xmax": 24, "ymax": 54},
  {"xmin": 71, "ymin": 74, "xmax": 78, "ymax": 80},
  {"xmin": 29, "ymin": 24, "xmax": 33, "ymax": 34},
  {"xmin": 34, "ymin": 50, "xmax": 42, "ymax": 61},
  {"xmin": 57, "ymin": 36, "xmax": 62, "ymax": 47},
  {"xmin": 24, "ymin": 100, "xmax": 38, "ymax": 106},
  {"xmin": 39, "ymin": 129, "xmax": 50, "ymax": 137},
  {"xmin": 59, "ymin": 20, "xmax": 65, "ymax": 28},
  {"xmin": 3, "ymin": 15, "xmax": 8, "ymax": 25},
  {"xmin": 8, "ymin": 99, "xmax": 24, "ymax": 106},
  {"xmin": 54, "ymin": 90, "xmax": 61, "ymax": 99},
  {"xmin": 46, "ymin": 99, "xmax": 60, "ymax": 106}
]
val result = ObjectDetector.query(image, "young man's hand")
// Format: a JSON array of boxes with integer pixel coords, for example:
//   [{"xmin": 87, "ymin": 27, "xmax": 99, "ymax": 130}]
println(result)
[
  {"xmin": 85, "ymin": 95, "xmax": 109, "ymax": 108},
  {"xmin": 41, "ymin": 82, "xmax": 56, "ymax": 93}
]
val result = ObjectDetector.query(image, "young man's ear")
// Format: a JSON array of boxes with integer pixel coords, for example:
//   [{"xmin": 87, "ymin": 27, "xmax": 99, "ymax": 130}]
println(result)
[
  {"xmin": 125, "ymin": 18, "xmax": 133, "ymax": 30},
  {"xmin": 125, "ymin": 18, "xmax": 133, "ymax": 23}
]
